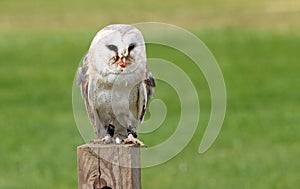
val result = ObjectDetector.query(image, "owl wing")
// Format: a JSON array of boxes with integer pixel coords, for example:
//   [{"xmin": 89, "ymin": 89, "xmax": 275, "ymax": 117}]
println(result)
[
  {"xmin": 138, "ymin": 67, "xmax": 156, "ymax": 122},
  {"xmin": 76, "ymin": 55, "xmax": 96, "ymax": 127}
]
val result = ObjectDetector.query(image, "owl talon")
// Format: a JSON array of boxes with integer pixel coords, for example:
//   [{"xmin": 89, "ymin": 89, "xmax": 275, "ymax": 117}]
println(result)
[
  {"xmin": 101, "ymin": 135, "xmax": 113, "ymax": 144},
  {"xmin": 123, "ymin": 134, "xmax": 146, "ymax": 147}
]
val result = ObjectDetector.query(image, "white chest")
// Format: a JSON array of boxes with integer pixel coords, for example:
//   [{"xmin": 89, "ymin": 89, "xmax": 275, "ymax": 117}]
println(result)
[{"xmin": 90, "ymin": 70, "xmax": 143, "ymax": 115}]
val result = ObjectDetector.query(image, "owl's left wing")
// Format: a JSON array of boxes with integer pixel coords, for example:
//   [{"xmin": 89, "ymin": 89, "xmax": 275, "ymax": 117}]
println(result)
[
  {"xmin": 76, "ymin": 55, "xmax": 96, "ymax": 127},
  {"xmin": 138, "ymin": 67, "xmax": 156, "ymax": 122}
]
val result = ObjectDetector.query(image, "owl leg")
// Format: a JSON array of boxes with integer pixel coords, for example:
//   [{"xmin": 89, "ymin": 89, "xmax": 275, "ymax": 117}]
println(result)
[
  {"xmin": 123, "ymin": 126, "xmax": 147, "ymax": 147},
  {"xmin": 101, "ymin": 124, "xmax": 114, "ymax": 144}
]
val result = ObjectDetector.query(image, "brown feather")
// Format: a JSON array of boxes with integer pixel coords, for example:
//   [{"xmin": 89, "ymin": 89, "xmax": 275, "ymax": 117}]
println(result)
[
  {"xmin": 139, "ymin": 67, "xmax": 156, "ymax": 122},
  {"xmin": 76, "ymin": 55, "xmax": 95, "ymax": 126}
]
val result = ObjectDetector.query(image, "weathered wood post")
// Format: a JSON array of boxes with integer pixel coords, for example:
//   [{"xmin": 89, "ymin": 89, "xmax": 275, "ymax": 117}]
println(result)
[{"xmin": 77, "ymin": 143, "xmax": 141, "ymax": 189}]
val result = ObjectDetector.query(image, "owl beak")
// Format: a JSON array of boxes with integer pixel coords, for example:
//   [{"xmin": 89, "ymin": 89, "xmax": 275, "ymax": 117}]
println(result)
[{"xmin": 118, "ymin": 57, "xmax": 128, "ymax": 68}]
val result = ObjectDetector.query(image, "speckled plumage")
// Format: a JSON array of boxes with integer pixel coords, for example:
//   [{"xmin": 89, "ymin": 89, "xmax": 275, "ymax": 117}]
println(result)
[{"xmin": 77, "ymin": 24, "xmax": 155, "ymax": 142}]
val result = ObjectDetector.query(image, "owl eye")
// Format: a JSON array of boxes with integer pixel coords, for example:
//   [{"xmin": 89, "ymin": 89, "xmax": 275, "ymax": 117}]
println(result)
[
  {"xmin": 106, "ymin": 44, "xmax": 118, "ymax": 52},
  {"xmin": 128, "ymin": 43, "xmax": 136, "ymax": 52}
]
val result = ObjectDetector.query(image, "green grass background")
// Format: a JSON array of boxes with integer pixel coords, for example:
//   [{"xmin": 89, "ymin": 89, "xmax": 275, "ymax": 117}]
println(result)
[{"xmin": 1, "ymin": 0, "xmax": 300, "ymax": 188}]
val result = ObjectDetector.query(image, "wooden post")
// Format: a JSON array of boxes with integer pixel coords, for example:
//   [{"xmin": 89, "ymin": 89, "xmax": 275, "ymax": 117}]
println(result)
[{"xmin": 77, "ymin": 143, "xmax": 141, "ymax": 189}]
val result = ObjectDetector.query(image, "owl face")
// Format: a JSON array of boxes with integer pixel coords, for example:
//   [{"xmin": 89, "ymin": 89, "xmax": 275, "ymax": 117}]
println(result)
[{"xmin": 89, "ymin": 24, "xmax": 146, "ymax": 75}]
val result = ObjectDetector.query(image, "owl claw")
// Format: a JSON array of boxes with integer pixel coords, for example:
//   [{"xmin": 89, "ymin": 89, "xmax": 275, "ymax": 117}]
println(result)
[
  {"xmin": 89, "ymin": 136, "xmax": 113, "ymax": 144},
  {"xmin": 123, "ymin": 134, "xmax": 146, "ymax": 147},
  {"xmin": 101, "ymin": 135, "xmax": 113, "ymax": 144}
]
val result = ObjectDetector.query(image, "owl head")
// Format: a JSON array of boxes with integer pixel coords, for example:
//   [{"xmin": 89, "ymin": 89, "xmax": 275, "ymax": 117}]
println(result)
[{"xmin": 88, "ymin": 24, "xmax": 146, "ymax": 75}]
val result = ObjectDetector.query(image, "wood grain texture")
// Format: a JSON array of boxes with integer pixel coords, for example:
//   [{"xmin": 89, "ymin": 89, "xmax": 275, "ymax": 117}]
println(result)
[{"xmin": 77, "ymin": 143, "xmax": 141, "ymax": 189}]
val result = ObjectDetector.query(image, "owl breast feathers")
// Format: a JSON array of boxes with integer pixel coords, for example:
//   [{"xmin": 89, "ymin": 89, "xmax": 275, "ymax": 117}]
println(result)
[{"xmin": 76, "ymin": 24, "xmax": 155, "ymax": 146}]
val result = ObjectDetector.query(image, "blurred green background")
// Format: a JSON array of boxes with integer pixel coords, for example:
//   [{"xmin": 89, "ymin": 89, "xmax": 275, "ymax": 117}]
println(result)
[{"xmin": 1, "ymin": 0, "xmax": 300, "ymax": 188}]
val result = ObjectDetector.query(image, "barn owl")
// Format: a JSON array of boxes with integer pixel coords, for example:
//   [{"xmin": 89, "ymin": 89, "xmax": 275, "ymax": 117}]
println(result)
[{"xmin": 76, "ymin": 24, "xmax": 155, "ymax": 146}]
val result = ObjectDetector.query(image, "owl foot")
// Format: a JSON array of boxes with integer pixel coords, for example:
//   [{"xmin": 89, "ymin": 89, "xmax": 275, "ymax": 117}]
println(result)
[
  {"xmin": 123, "ymin": 134, "xmax": 147, "ymax": 147},
  {"xmin": 101, "ymin": 135, "xmax": 113, "ymax": 144},
  {"xmin": 93, "ymin": 124, "xmax": 115, "ymax": 144},
  {"xmin": 90, "ymin": 135, "xmax": 113, "ymax": 144}
]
